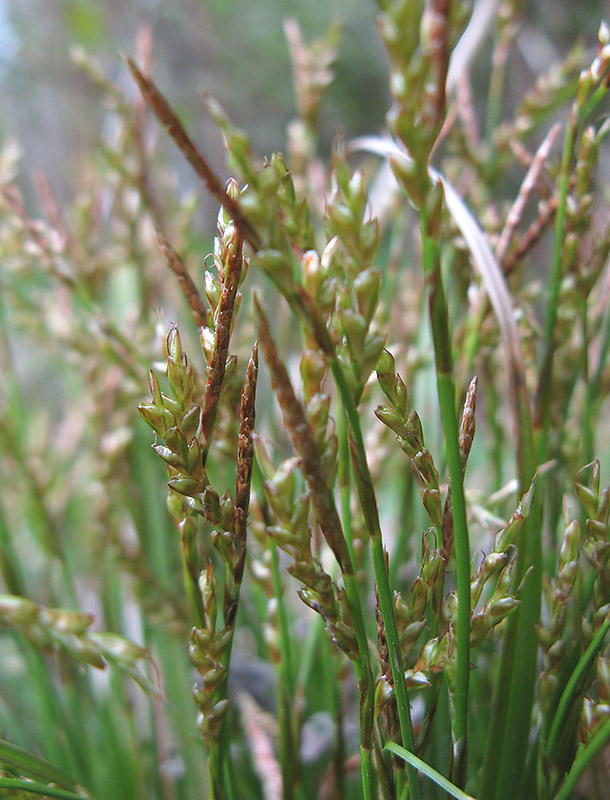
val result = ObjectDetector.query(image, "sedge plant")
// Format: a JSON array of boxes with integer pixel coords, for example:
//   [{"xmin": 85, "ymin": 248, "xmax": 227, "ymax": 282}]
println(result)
[{"xmin": 1, "ymin": 3, "xmax": 610, "ymax": 800}]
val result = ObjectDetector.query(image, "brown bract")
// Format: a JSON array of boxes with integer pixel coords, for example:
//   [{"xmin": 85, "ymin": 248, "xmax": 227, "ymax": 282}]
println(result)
[{"xmin": 254, "ymin": 297, "xmax": 352, "ymax": 576}]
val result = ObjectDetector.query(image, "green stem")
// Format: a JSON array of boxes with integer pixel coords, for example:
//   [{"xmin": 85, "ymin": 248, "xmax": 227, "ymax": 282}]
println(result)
[
  {"xmin": 270, "ymin": 541, "xmax": 299, "ymax": 800},
  {"xmin": 335, "ymin": 408, "xmax": 378, "ymax": 800},
  {"xmin": 342, "ymin": 570, "xmax": 376, "ymax": 800},
  {"xmin": 535, "ymin": 77, "xmax": 609, "ymax": 462},
  {"xmin": 253, "ymin": 460, "xmax": 304, "ymax": 800},
  {"xmin": 546, "ymin": 616, "xmax": 610, "ymax": 762},
  {"xmin": 269, "ymin": 541, "xmax": 296, "ymax": 697},
  {"xmin": 0, "ymin": 778, "xmax": 89, "ymax": 800},
  {"xmin": 337, "ymin": 400, "xmax": 356, "ymax": 565},
  {"xmin": 480, "ymin": 493, "xmax": 542, "ymax": 800},
  {"xmin": 327, "ymin": 642, "xmax": 347, "ymax": 800},
  {"xmin": 419, "ymin": 220, "xmax": 470, "ymax": 785},
  {"xmin": 208, "ymin": 743, "xmax": 223, "ymax": 800},
  {"xmin": 329, "ymin": 357, "xmax": 421, "ymax": 800},
  {"xmin": 581, "ymin": 294, "xmax": 594, "ymax": 464},
  {"xmin": 554, "ymin": 715, "xmax": 610, "ymax": 800}
]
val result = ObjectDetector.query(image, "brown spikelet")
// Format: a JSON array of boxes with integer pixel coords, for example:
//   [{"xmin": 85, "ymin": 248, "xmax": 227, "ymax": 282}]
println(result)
[
  {"xmin": 496, "ymin": 124, "xmax": 561, "ymax": 265},
  {"xmin": 254, "ymin": 296, "xmax": 352, "ymax": 575},
  {"xmin": 375, "ymin": 584, "xmax": 392, "ymax": 685},
  {"xmin": 156, "ymin": 230, "xmax": 210, "ymax": 329},
  {"xmin": 232, "ymin": 342, "xmax": 258, "ymax": 598},
  {"xmin": 503, "ymin": 197, "xmax": 558, "ymax": 275},
  {"xmin": 126, "ymin": 57, "xmax": 261, "ymax": 250},
  {"xmin": 200, "ymin": 229, "xmax": 243, "ymax": 449},
  {"xmin": 459, "ymin": 375, "xmax": 478, "ymax": 468},
  {"xmin": 424, "ymin": 0, "xmax": 451, "ymax": 133},
  {"xmin": 442, "ymin": 376, "xmax": 478, "ymax": 567}
]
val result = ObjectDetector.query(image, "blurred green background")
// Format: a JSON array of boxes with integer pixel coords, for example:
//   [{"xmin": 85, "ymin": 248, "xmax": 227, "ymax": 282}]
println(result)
[{"xmin": 0, "ymin": 0, "xmax": 605, "ymax": 212}]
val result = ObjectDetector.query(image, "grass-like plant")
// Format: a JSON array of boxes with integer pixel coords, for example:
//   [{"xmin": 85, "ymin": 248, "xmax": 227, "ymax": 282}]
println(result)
[{"xmin": 1, "ymin": 2, "xmax": 610, "ymax": 799}]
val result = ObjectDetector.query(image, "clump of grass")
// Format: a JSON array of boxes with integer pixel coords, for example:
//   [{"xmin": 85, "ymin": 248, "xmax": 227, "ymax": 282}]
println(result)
[{"xmin": 1, "ymin": 3, "xmax": 610, "ymax": 800}]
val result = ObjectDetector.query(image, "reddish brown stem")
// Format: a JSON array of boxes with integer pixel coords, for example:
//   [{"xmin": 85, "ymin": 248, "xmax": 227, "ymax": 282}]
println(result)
[{"xmin": 156, "ymin": 230, "xmax": 210, "ymax": 328}]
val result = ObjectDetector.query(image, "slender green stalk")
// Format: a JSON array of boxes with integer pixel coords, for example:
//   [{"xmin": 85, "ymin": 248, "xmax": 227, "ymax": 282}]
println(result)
[
  {"xmin": 270, "ymin": 541, "xmax": 300, "ymax": 800},
  {"xmin": 325, "ymin": 635, "xmax": 348, "ymax": 800},
  {"xmin": 337, "ymin": 400, "xmax": 356, "ymax": 566},
  {"xmin": 385, "ymin": 742, "xmax": 476, "ymax": 800},
  {"xmin": 250, "ymin": 465, "xmax": 300, "ymax": 800},
  {"xmin": 209, "ymin": 741, "xmax": 226, "ymax": 800},
  {"xmin": 328, "ymin": 356, "xmax": 421, "ymax": 800},
  {"xmin": 342, "ymin": 572, "xmax": 376, "ymax": 800},
  {"xmin": 580, "ymin": 295, "xmax": 594, "ymax": 464},
  {"xmin": 480, "ymin": 501, "xmax": 542, "ymax": 800},
  {"xmin": 478, "ymin": 227, "xmax": 541, "ymax": 800},
  {"xmin": 418, "ymin": 218, "xmax": 470, "ymax": 785},
  {"xmin": 148, "ymin": 626, "xmax": 209, "ymax": 800},
  {"xmin": 269, "ymin": 542, "xmax": 296, "ymax": 697},
  {"xmin": 0, "ymin": 778, "xmax": 90, "ymax": 800},
  {"xmin": 535, "ymin": 77, "xmax": 609, "ymax": 462},
  {"xmin": 255, "ymin": 303, "xmax": 376, "ymax": 800},
  {"xmin": 221, "ymin": 748, "xmax": 237, "ymax": 800},
  {"xmin": 554, "ymin": 714, "xmax": 610, "ymax": 800},
  {"xmin": 546, "ymin": 616, "xmax": 610, "ymax": 762}
]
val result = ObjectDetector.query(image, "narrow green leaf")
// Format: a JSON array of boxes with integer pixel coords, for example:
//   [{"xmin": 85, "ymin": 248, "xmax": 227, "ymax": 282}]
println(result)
[
  {"xmin": 546, "ymin": 615, "xmax": 610, "ymax": 762},
  {"xmin": 555, "ymin": 715, "xmax": 610, "ymax": 800},
  {"xmin": 0, "ymin": 777, "xmax": 91, "ymax": 799},
  {"xmin": 384, "ymin": 741, "xmax": 477, "ymax": 800},
  {"xmin": 0, "ymin": 738, "xmax": 79, "ymax": 790}
]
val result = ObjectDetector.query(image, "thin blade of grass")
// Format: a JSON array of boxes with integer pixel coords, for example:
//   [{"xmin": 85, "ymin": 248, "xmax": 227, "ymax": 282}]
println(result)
[
  {"xmin": 546, "ymin": 615, "xmax": 610, "ymax": 762},
  {"xmin": 554, "ymin": 714, "xmax": 610, "ymax": 800},
  {"xmin": 0, "ymin": 777, "xmax": 91, "ymax": 800},
  {"xmin": 0, "ymin": 739, "xmax": 81, "ymax": 791},
  {"xmin": 384, "ymin": 741, "xmax": 477, "ymax": 800}
]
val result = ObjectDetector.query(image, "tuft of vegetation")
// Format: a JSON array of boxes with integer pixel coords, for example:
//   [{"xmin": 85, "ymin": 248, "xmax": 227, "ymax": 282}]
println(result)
[{"xmin": 1, "ymin": 3, "xmax": 610, "ymax": 799}]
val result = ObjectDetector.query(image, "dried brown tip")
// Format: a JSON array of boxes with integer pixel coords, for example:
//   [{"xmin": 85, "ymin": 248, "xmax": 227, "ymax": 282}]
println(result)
[
  {"xmin": 254, "ymin": 296, "xmax": 352, "ymax": 575},
  {"xmin": 125, "ymin": 56, "xmax": 261, "ymax": 250}
]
